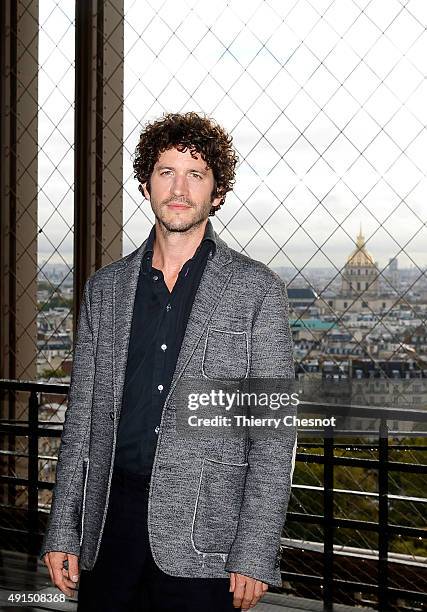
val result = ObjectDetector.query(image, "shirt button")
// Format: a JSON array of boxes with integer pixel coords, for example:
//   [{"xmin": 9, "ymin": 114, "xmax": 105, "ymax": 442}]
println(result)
[
  {"xmin": 153, "ymin": 275, "xmax": 159, "ymax": 281},
  {"xmin": 161, "ymin": 344, "xmax": 167, "ymax": 351},
  {"xmin": 155, "ymin": 425, "xmax": 160, "ymax": 434},
  {"xmin": 166, "ymin": 303, "xmax": 171, "ymax": 311},
  {"xmin": 157, "ymin": 384, "xmax": 164, "ymax": 391}
]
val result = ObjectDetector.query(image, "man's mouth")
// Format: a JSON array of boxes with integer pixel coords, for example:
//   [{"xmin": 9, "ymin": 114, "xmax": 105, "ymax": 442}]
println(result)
[{"xmin": 167, "ymin": 202, "xmax": 191, "ymax": 209}]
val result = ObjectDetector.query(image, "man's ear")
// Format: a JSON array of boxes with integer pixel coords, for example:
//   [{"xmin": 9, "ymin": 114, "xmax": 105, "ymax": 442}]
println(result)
[
  {"xmin": 212, "ymin": 190, "xmax": 224, "ymax": 210},
  {"xmin": 140, "ymin": 182, "xmax": 150, "ymax": 200}
]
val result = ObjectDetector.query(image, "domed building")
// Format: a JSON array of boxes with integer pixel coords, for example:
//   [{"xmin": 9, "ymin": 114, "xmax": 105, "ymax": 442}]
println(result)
[
  {"xmin": 319, "ymin": 225, "xmax": 395, "ymax": 314},
  {"xmin": 341, "ymin": 226, "xmax": 379, "ymax": 296}
]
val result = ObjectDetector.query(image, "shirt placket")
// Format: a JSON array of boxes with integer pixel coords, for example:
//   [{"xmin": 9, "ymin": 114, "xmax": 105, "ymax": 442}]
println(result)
[{"xmin": 151, "ymin": 267, "xmax": 174, "ymax": 434}]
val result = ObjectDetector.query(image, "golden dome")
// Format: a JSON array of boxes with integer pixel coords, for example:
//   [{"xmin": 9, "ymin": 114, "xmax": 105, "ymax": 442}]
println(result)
[{"xmin": 346, "ymin": 226, "xmax": 375, "ymax": 267}]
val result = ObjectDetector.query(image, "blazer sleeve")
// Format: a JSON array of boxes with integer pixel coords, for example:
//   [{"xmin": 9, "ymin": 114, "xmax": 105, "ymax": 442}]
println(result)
[
  {"xmin": 224, "ymin": 274, "xmax": 297, "ymax": 587},
  {"xmin": 39, "ymin": 277, "xmax": 95, "ymax": 560}
]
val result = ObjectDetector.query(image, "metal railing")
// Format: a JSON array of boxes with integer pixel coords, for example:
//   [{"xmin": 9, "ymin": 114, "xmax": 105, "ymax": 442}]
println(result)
[
  {"xmin": 283, "ymin": 399, "xmax": 426, "ymax": 611},
  {"xmin": 0, "ymin": 378, "xmax": 426, "ymax": 611}
]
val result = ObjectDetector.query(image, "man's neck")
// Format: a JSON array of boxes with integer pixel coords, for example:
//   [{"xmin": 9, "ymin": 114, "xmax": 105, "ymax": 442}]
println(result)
[{"xmin": 151, "ymin": 219, "xmax": 208, "ymax": 277}]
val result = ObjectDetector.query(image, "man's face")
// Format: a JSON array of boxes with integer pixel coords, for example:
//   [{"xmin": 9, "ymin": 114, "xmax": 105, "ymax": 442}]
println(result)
[{"xmin": 141, "ymin": 147, "xmax": 223, "ymax": 233}]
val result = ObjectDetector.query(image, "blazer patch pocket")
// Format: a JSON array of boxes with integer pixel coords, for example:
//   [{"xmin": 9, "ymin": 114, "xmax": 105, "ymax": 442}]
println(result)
[
  {"xmin": 191, "ymin": 458, "xmax": 248, "ymax": 555},
  {"xmin": 202, "ymin": 327, "xmax": 249, "ymax": 380}
]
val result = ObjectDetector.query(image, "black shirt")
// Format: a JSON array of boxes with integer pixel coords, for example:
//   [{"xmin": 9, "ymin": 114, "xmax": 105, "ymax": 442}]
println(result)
[{"xmin": 114, "ymin": 220, "xmax": 216, "ymax": 475}]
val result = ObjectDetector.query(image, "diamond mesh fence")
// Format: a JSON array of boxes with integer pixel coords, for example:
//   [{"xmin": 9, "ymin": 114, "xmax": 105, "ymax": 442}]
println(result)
[
  {"xmin": 36, "ymin": 0, "xmax": 75, "ymax": 383},
  {"xmin": 1, "ymin": 0, "xmax": 426, "ymax": 608},
  {"xmin": 122, "ymin": 0, "xmax": 427, "ymax": 391}
]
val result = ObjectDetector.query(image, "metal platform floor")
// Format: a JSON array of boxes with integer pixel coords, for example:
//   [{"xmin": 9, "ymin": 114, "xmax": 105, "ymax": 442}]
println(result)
[{"xmin": 0, "ymin": 550, "xmax": 373, "ymax": 611}]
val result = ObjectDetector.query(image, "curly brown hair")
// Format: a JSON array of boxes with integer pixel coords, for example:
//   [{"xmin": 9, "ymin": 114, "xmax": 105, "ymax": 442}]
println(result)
[{"xmin": 133, "ymin": 112, "xmax": 239, "ymax": 216}]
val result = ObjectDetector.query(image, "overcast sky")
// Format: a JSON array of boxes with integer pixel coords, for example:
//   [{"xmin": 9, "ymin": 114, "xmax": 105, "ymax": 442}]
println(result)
[{"xmin": 38, "ymin": 0, "xmax": 427, "ymax": 276}]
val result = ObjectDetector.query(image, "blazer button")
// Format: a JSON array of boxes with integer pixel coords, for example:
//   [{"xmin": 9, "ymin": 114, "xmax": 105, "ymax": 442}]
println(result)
[{"xmin": 109, "ymin": 411, "xmax": 114, "ymax": 421}]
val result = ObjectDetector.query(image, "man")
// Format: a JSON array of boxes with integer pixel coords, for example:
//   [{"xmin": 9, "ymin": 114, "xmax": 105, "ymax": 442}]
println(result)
[{"xmin": 40, "ymin": 112, "xmax": 297, "ymax": 611}]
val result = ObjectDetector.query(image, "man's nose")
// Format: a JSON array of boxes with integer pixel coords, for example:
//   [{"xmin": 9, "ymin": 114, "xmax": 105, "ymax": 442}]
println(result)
[{"xmin": 171, "ymin": 174, "xmax": 188, "ymax": 197}]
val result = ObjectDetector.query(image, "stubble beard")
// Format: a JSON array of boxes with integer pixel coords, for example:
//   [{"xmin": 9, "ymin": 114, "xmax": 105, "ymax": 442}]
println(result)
[{"xmin": 153, "ymin": 197, "xmax": 213, "ymax": 235}]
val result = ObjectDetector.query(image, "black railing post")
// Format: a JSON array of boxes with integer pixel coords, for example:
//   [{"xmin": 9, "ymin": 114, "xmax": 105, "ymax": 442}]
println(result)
[
  {"xmin": 378, "ymin": 418, "xmax": 389, "ymax": 611},
  {"xmin": 28, "ymin": 389, "xmax": 39, "ymax": 557},
  {"xmin": 323, "ymin": 425, "xmax": 334, "ymax": 611}
]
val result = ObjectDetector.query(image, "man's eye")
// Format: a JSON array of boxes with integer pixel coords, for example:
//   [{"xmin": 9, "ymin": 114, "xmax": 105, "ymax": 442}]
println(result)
[
  {"xmin": 160, "ymin": 170, "xmax": 172, "ymax": 176},
  {"xmin": 190, "ymin": 173, "xmax": 203, "ymax": 179}
]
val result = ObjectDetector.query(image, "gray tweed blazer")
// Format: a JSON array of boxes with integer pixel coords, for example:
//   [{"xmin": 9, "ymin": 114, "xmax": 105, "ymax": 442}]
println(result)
[{"xmin": 39, "ymin": 220, "xmax": 297, "ymax": 587}]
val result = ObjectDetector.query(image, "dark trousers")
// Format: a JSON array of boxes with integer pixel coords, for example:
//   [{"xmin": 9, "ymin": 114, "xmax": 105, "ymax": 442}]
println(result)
[{"xmin": 77, "ymin": 466, "xmax": 237, "ymax": 612}]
